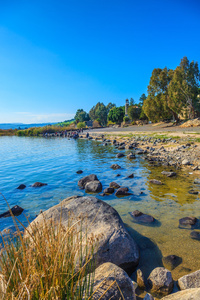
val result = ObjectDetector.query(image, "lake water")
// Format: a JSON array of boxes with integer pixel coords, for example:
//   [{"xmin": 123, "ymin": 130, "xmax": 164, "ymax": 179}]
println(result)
[{"xmin": 0, "ymin": 136, "xmax": 200, "ymax": 284}]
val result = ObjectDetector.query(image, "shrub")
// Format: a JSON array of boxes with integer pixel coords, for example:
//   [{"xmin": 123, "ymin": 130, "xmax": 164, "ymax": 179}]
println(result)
[
  {"xmin": 77, "ymin": 122, "xmax": 86, "ymax": 129},
  {"xmin": 123, "ymin": 116, "xmax": 129, "ymax": 122}
]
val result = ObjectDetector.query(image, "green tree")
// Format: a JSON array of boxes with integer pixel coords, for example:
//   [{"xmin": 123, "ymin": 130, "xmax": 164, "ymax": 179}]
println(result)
[
  {"xmin": 168, "ymin": 57, "xmax": 200, "ymax": 119},
  {"xmin": 106, "ymin": 102, "xmax": 116, "ymax": 112},
  {"xmin": 77, "ymin": 122, "xmax": 86, "ymax": 129},
  {"xmin": 143, "ymin": 67, "xmax": 173, "ymax": 122},
  {"xmin": 89, "ymin": 102, "xmax": 108, "ymax": 125},
  {"xmin": 74, "ymin": 109, "xmax": 89, "ymax": 123},
  {"xmin": 128, "ymin": 106, "xmax": 141, "ymax": 121},
  {"xmin": 108, "ymin": 106, "xmax": 125, "ymax": 123},
  {"xmin": 130, "ymin": 98, "xmax": 134, "ymax": 106}
]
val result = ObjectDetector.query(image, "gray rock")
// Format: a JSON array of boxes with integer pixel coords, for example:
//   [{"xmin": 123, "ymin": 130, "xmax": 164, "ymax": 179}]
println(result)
[
  {"xmin": 28, "ymin": 196, "xmax": 139, "ymax": 273},
  {"xmin": 103, "ymin": 187, "xmax": 115, "ymax": 194},
  {"xmin": 161, "ymin": 171, "xmax": 176, "ymax": 177},
  {"xmin": 0, "ymin": 205, "xmax": 24, "ymax": 218},
  {"xmin": 111, "ymin": 164, "xmax": 121, "ymax": 170},
  {"xmin": 91, "ymin": 262, "xmax": 136, "ymax": 300},
  {"xmin": 188, "ymin": 189, "xmax": 198, "ymax": 195},
  {"xmin": 162, "ymin": 288, "xmax": 200, "ymax": 299},
  {"xmin": 194, "ymin": 178, "xmax": 200, "ymax": 184},
  {"xmin": 109, "ymin": 182, "xmax": 120, "ymax": 189},
  {"xmin": 182, "ymin": 159, "xmax": 190, "ymax": 165},
  {"xmin": 118, "ymin": 145, "xmax": 125, "ymax": 150},
  {"xmin": 78, "ymin": 174, "xmax": 98, "ymax": 189},
  {"xmin": 32, "ymin": 182, "xmax": 47, "ymax": 187},
  {"xmin": 116, "ymin": 153, "xmax": 125, "ymax": 158},
  {"xmin": 17, "ymin": 184, "xmax": 26, "ymax": 190},
  {"xmin": 130, "ymin": 210, "xmax": 154, "ymax": 224},
  {"xmin": 76, "ymin": 170, "xmax": 83, "ymax": 174},
  {"xmin": 178, "ymin": 270, "xmax": 200, "ymax": 290},
  {"xmin": 85, "ymin": 181, "xmax": 102, "ymax": 193},
  {"xmin": 148, "ymin": 267, "xmax": 173, "ymax": 295},
  {"xmin": 143, "ymin": 293, "xmax": 154, "ymax": 300},
  {"xmin": 115, "ymin": 187, "xmax": 132, "ymax": 196},
  {"xmin": 149, "ymin": 179, "xmax": 163, "ymax": 185},
  {"xmin": 127, "ymin": 173, "xmax": 134, "ymax": 179},
  {"xmin": 127, "ymin": 153, "xmax": 136, "ymax": 159}
]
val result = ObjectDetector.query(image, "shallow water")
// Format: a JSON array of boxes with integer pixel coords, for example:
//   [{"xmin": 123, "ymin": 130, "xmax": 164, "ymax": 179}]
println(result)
[{"xmin": 0, "ymin": 136, "xmax": 200, "ymax": 283}]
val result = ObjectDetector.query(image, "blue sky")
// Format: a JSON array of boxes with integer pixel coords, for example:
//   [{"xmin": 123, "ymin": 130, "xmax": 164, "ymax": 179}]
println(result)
[{"xmin": 0, "ymin": 0, "xmax": 200, "ymax": 123}]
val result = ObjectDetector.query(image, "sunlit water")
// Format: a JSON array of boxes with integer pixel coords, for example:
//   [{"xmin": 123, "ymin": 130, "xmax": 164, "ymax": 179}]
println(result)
[{"xmin": 0, "ymin": 136, "xmax": 200, "ymax": 285}]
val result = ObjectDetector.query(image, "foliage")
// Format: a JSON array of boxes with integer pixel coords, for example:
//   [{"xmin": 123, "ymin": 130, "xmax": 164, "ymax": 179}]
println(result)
[
  {"xmin": 16, "ymin": 125, "xmax": 73, "ymax": 137},
  {"xmin": 89, "ymin": 102, "xmax": 115, "ymax": 126},
  {"xmin": 123, "ymin": 116, "xmax": 129, "ymax": 122},
  {"xmin": 74, "ymin": 109, "xmax": 89, "ymax": 123},
  {"xmin": 0, "ymin": 207, "xmax": 97, "ymax": 300},
  {"xmin": 77, "ymin": 122, "xmax": 86, "ymax": 129},
  {"xmin": 107, "ymin": 106, "xmax": 125, "ymax": 123},
  {"xmin": 92, "ymin": 120, "xmax": 101, "ymax": 127},
  {"xmin": 55, "ymin": 119, "xmax": 75, "ymax": 127},
  {"xmin": 129, "ymin": 98, "xmax": 134, "ymax": 106},
  {"xmin": 127, "ymin": 106, "xmax": 141, "ymax": 121},
  {"xmin": 107, "ymin": 120, "xmax": 115, "ymax": 126}
]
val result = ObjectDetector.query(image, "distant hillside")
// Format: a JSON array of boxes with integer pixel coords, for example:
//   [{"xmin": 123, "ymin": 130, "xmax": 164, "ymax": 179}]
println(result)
[{"xmin": 55, "ymin": 119, "xmax": 75, "ymax": 127}]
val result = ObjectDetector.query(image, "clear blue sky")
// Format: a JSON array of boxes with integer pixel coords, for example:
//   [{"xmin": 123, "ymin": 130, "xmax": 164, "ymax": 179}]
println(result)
[{"xmin": 0, "ymin": 0, "xmax": 200, "ymax": 123}]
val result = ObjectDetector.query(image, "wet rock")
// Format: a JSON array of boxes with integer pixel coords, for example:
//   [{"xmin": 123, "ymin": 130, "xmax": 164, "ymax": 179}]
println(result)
[
  {"xmin": 136, "ymin": 149, "xmax": 144, "ymax": 154},
  {"xmin": 182, "ymin": 159, "xmax": 190, "ymax": 165},
  {"xmin": 162, "ymin": 255, "xmax": 182, "ymax": 270},
  {"xmin": 194, "ymin": 178, "xmax": 200, "ymax": 184},
  {"xmin": 91, "ymin": 263, "xmax": 136, "ymax": 300},
  {"xmin": 116, "ymin": 153, "xmax": 125, "ymax": 158},
  {"xmin": 115, "ymin": 187, "xmax": 132, "ymax": 196},
  {"xmin": 17, "ymin": 184, "xmax": 26, "ymax": 190},
  {"xmin": 118, "ymin": 145, "xmax": 125, "ymax": 150},
  {"xmin": 188, "ymin": 189, "xmax": 198, "ymax": 194},
  {"xmin": 148, "ymin": 267, "xmax": 173, "ymax": 296},
  {"xmin": 28, "ymin": 196, "xmax": 139, "ymax": 273},
  {"xmin": 126, "ymin": 145, "xmax": 134, "ymax": 149},
  {"xmin": 178, "ymin": 270, "xmax": 200, "ymax": 290},
  {"xmin": 126, "ymin": 173, "xmax": 134, "ymax": 179},
  {"xmin": 109, "ymin": 182, "xmax": 120, "ymax": 189},
  {"xmin": 144, "ymin": 294, "xmax": 155, "ymax": 300},
  {"xmin": 130, "ymin": 210, "xmax": 154, "ymax": 224},
  {"xmin": 137, "ymin": 269, "xmax": 146, "ymax": 289},
  {"xmin": 161, "ymin": 171, "xmax": 176, "ymax": 177},
  {"xmin": 116, "ymin": 174, "xmax": 121, "ymax": 177},
  {"xmin": 78, "ymin": 174, "xmax": 98, "ymax": 189},
  {"xmin": 103, "ymin": 187, "xmax": 115, "ymax": 194},
  {"xmin": 161, "ymin": 288, "xmax": 200, "ymax": 299},
  {"xmin": 179, "ymin": 216, "xmax": 197, "ymax": 229},
  {"xmin": 190, "ymin": 231, "xmax": 200, "ymax": 240},
  {"xmin": 127, "ymin": 153, "xmax": 136, "ymax": 159},
  {"xmin": 76, "ymin": 170, "xmax": 83, "ymax": 174},
  {"xmin": 149, "ymin": 179, "xmax": 163, "ymax": 185},
  {"xmin": 85, "ymin": 181, "xmax": 102, "ymax": 193},
  {"xmin": 110, "ymin": 164, "xmax": 121, "ymax": 170},
  {"xmin": 32, "ymin": 182, "xmax": 47, "ymax": 187},
  {"xmin": 0, "ymin": 205, "xmax": 24, "ymax": 218}
]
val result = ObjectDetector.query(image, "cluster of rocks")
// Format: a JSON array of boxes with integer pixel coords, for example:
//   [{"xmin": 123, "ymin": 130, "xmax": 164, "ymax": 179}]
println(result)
[{"xmin": 17, "ymin": 182, "xmax": 47, "ymax": 190}]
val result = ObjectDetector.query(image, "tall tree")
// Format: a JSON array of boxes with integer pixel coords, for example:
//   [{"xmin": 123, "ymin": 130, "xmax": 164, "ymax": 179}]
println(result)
[
  {"xmin": 74, "ymin": 109, "xmax": 89, "ymax": 123},
  {"xmin": 89, "ymin": 102, "xmax": 108, "ymax": 125},
  {"xmin": 130, "ymin": 98, "xmax": 134, "ymax": 106},
  {"xmin": 108, "ymin": 106, "xmax": 125, "ymax": 123},
  {"xmin": 168, "ymin": 57, "xmax": 200, "ymax": 119}
]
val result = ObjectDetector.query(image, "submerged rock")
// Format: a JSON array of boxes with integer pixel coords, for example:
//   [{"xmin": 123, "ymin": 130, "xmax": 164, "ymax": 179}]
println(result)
[
  {"xmin": 149, "ymin": 179, "xmax": 163, "ymax": 185},
  {"xmin": 32, "ymin": 182, "xmax": 47, "ymax": 187},
  {"xmin": 179, "ymin": 216, "xmax": 197, "ymax": 229},
  {"xmin": 190, "ymin": 231, "xmax": 200, "ymax": 240},
  {"xmin": 91, "ymin": 262, "xmax": 136, "ymax": 300},
  {"xmin": 78, "ymin": 174, "xmax": 98, "ymax": 189},
  {"xmin": 162, "ymin": 255, "xmax": 182, "ymax": 270},
  {"xmin": 161, "ymin": 171, "xmax": 176, "ymax": 177},
  {"xmin": 116, "ymin": 153, "xmax": 125, "ymax": 158},
  {"xmin": 130, "ymin": 210, "xmax": 154, "ymax": 224},
  {"xmin": 85, "ymin": 180, "xmax": 102, "ymax": 193},
  {"xmin": 103, "ymin": 187, "xmax": 114, "ymax": 194},
  {"xmin": 17, "ymin": 184, "xmax": 26, "ymax": 190},
  {"xmin": 0, "ymin": 205, "xmax": 24, "ymax": 218},
  {"xmin": 188, "ymin": 189, "xmax": 198, "ymax": 194},
  {"xmin": 28, "ymin": 196, "xmax": 139, "ymax": 273},
  {"xmin": 148, "ymin": 267, "xmax": 173, "ymax": 296},
  {"xmin": 127, "ymin": 153, "xmax": 136, "ymax": 159},
  {"xmin": 126, "ymin": 173, "xmax": 134, "ymax": 179},
  {"xmin": 110, "ymin": 164, "xmax": 121, "ymax": 170},
  {"xmin": 194, "ymin": 178, "xmax": 200, "ymax": 184},
  {"xmin": 115, "ymin": 187, "xmax": 132, "ymax": 196}
]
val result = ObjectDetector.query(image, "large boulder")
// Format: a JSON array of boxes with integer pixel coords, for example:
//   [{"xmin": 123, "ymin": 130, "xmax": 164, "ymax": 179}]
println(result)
[
  {"xmin": 162, "ymin": 288, "xmax": 200, "ymax": 299},
  {"xmin": 178, "ymin": 270, "xmax": 200, "ymax": 290},
  {"xmin": 85, "ymin": 181, "xmax": 102, "ymax": 193},
  {"xmin": 28, "ymin": 196, "xmax": 139, "ymax": 273},
  {"xmin": 148, "ymin": 267, "xmax": 173, "ymax": 296},
  {"xmin": 78, "ymin": 174, "xmax": 98, "ymax": 189},
  {"xmin": 91, "ymin": 262, "xmax": 136, "ymax": 300},
  {"xmin": 0, "ymin": 205, "xmax": 24, "ymax": 218}
]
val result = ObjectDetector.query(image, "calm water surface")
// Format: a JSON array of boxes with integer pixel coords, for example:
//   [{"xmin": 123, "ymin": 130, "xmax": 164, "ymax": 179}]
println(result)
[{"xmin": 0, "ymin": 136, "xmax": 200, "ymax": 283}]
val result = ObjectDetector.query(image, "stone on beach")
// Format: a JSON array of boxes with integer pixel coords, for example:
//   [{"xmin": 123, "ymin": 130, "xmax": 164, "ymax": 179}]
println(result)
[
  {"xmin": 178, "ymin": 270, "xmax": 200, "ymax": 290},
  {"xmin": 103, "ymin": 187, "xmax": 114, "ymax": 194},
  {"xmin": 179, "ymin": 216, "xmax": 197, "ymax": 229},
  {"xmin": 148, "ymin": 267, "xmax": 173, "ymax": 296},
  {"xmin": 109, "ymin": 182, "xmax": 120, "ymax": 189},
  {"xmin": 194, "ymin": 178, "xmax": 200, "ymax": 184},
  {"xmin": 190, "ymin": 231, "xmax": 200, "ymax": 240},
  {"xmin": 182, "ymin": 159, "xmax": 190, "ymax": 165},
  {"xmin": 28, "ymin": 196, "xmax": 139, "ymax": 273},
  {"xmin": 161, "ymin": 288, "xmax": 200, "ymax": 299},
  {"xmin": 161, "ymin": 171, "xmax": 176, "ymax": 177},
  {"xmin": 149, "ymin": 179, "xmax": 163, "ymax": 185},
  {"xmin": 127, "ymin": 153, "xmax": 136, "ymax": 159},
  {"xmin": 78, "ymin": 174, "xmax": 98, "ymax": 189},
  {"xmin": 32, "ymin": 182, "xmax": 47, "ymax": 187},
  {"xmin": 90, "ymin": 262, "xmax": 136, "ymax": 300},
  {"xmin": 162, "ymin": 255, "xmax": 182, "ymax": 270},
  {"xmin": 115, "ymin": 187, "xmax": 132, "ymax": 196}
]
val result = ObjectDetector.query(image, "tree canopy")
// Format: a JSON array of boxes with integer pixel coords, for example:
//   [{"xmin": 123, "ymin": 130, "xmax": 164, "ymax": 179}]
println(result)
[
  {"xmin": 108, "ymin": 106, "xmax": 125, "ymax": 123},
  {"xmin": 74, "ymin": 109, "xmax": 89, "ymax": 123}
]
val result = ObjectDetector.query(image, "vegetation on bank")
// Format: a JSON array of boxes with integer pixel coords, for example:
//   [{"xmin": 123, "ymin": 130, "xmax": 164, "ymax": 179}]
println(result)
[{"xmin": 0, "ymin": 212, "xmax": 97, "ymax": 299}]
